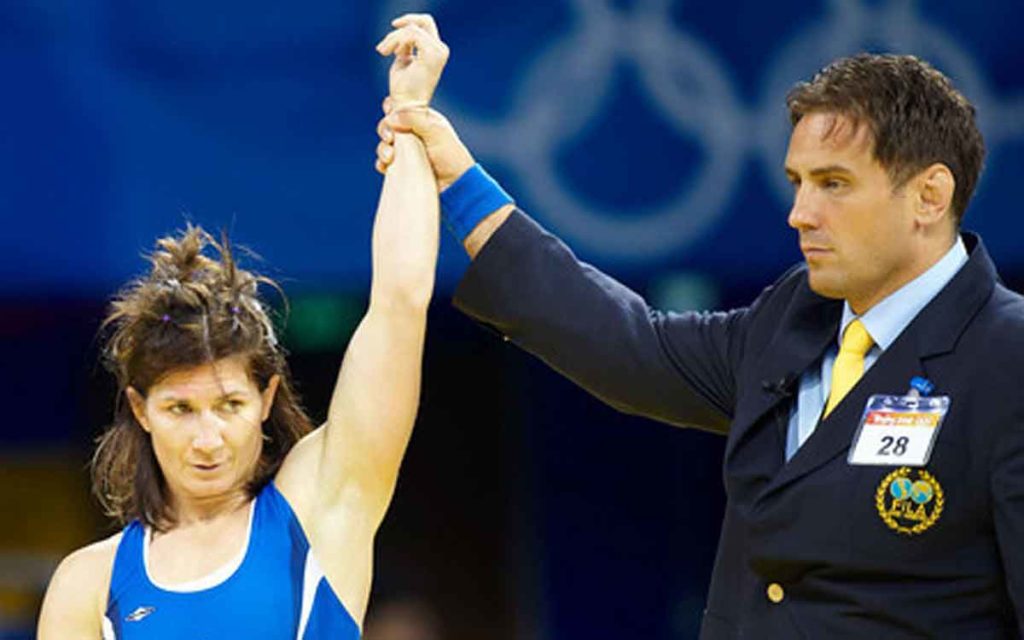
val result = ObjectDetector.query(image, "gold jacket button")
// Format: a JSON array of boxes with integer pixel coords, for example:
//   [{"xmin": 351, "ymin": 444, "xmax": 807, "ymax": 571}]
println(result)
[{"xmin": 766, "ymin": 583, "xmax": 785, "ymax": 603}]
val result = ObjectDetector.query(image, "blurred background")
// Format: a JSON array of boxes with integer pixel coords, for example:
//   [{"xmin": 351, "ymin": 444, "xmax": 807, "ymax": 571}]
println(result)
[{"xmin": 2, "ymin": 0, "xmax": 1022, "ymax": 638}]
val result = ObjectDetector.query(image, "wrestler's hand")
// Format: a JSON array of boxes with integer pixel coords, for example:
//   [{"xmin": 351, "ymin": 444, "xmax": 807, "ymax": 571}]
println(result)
[
  {"xmin": 374, "ymin": 101, "xmax": 475, "ymax": 191},
  {"xmin": 376, "ymin": 13, "xmax": 448, "ymax": 109}
]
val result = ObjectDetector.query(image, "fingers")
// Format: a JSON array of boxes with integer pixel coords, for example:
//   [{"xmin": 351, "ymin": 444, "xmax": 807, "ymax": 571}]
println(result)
[
  {"xmin": 385, "ymin": 108, "xmax": 430, "ymax": 134},
  {"xmin": 391, "ymin": 13, "xmax": 440, "ymax": 39},
  {"xmin": 376, "ymin": 140, "xmax": 393, "ymax": 164},
  {"xmin": 377, "ymin": 115, "xmax": 394, "ymax": 144},
  {"xmin": 375, "ymin": 13, "xmax": 449, "ymax": 68},
  {"xmin": 375, "ymin": 131, "xmax": 395, "ymax": 174},
  {"xmin": 382, "ymin": 96, "xmax": 393, "ymax": 116},
  {"xmin": 375, "ymin": 23, "xmax": 441, "ymax": 60},
  {"xmin": 376, "ymin": 113, "xmax": 395, "ymax": 173},
  {"xmin": 375, "ymin": 110, "xmax": 421, "ymax": 159},
  {"xmin": 376, "ymin": 138, "xmax": 394, "ymax": 171},
  {"xmin": 374, "ymin": 107, "xmax": 440, "ymax": 173}
]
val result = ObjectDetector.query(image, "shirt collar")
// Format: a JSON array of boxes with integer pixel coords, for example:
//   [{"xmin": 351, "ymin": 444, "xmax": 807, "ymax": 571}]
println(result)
[{"xmin": 839, "ymin": 236, "xmax": 968, "ymax": 350}]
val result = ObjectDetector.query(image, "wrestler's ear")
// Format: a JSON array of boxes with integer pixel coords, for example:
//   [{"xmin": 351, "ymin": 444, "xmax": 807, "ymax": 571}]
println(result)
[
  {"xmin": 126, "ymin": 387, "xmax": 151, "ymax": 432},
  {"xmin": 260, "ymin": 375, "xmax": 281, "ymax": 423}
]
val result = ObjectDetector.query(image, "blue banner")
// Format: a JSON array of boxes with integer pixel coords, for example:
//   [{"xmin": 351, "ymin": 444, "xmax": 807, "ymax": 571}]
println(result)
[{"xmin": 3, "ymin": 0, "xmax": 1022, "ymax": 295}]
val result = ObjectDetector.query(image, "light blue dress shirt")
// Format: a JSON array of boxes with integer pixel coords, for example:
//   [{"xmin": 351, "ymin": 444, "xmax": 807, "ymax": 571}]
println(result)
[{"xmin": 784, "ymin": 237, "xmax": 969, "ymax": 460}]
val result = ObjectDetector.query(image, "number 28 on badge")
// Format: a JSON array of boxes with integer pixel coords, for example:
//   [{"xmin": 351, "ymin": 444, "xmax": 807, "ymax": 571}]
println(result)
[{"xmin": 848, "ymin": 392, "xmax": 950, "ymax": 467}]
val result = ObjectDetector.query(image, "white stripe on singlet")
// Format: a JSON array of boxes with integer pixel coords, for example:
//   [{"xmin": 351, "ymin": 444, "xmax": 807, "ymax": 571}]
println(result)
[{"xmin": 295, "ymin": 550, "xmax": 324, "ymax": 640}]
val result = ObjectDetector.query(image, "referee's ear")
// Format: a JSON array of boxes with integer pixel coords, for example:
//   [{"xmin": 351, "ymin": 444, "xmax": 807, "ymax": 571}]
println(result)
[
  {"xmin": 126, "ymin": 387, "xmax": 151, "ymax": 433},
  {"xmin": 911, "ymin": 162, "xmax": 956, "ymax": 234}
]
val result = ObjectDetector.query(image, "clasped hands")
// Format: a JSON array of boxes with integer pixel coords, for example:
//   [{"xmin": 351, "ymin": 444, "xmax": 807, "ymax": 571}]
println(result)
[{"xmin": 375, "ymin": 13, "xmax": 474, "ymax": 191}]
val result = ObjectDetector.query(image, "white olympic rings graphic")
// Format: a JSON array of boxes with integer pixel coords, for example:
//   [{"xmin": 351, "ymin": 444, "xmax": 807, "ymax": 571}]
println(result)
[{"xmin": 379, "ymin": 0, "xmax": 1024, "ymax": 263}]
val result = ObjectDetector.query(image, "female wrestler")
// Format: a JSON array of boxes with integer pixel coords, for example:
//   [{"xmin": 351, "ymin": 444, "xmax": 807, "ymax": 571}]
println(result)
[{"xmin": 36, "ymin": 14, "xmax": 446, "ymax": 639}]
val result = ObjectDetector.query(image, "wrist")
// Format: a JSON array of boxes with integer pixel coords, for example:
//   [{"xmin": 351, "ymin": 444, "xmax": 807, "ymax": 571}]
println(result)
[
  {"xmin": 439, "ymin": 164, "xmax": 514, "ymax": 244},
  {"xmin": 463, "ymin": 205, "xmax": 514, "ymax": 259},
  {"xmin": 436, "ymin": 146, "xmax": 476, "ymax": 192}
]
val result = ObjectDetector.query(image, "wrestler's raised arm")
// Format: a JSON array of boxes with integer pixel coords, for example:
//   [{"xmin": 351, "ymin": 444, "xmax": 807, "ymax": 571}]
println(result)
[{"xmin": 272, "ymin": 15, "xmax": 446, "ymax": 623}]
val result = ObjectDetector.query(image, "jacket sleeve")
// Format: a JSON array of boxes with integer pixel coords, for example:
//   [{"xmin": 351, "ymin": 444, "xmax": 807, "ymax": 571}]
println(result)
[{"xmin": 453, "ymin": 209, "xmax": 752, "ymax": 435}]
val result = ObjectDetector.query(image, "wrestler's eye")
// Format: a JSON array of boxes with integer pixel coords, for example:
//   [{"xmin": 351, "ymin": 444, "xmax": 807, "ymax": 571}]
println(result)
[
  {"xmin": 167, "ymin": 402, "xmax": 192, "ymax": 416},
  {"xmin": 219, "ymin": 399, "xmax": 245, "ymax": 414}
]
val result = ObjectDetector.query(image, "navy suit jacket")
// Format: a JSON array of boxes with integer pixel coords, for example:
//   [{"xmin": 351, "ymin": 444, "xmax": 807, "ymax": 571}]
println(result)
[{"xmin": 454, "ymin": 210, "xmax": 1024, "ymax": 639}]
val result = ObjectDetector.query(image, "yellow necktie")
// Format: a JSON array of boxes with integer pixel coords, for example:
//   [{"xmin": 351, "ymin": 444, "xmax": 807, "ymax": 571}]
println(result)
[{"xmin": 823, "ymin": 319, "xmax": 874, "ymax": 418}]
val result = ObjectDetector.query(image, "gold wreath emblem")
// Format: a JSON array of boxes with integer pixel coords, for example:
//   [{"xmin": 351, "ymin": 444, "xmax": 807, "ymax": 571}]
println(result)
[{"xmin": 875, "ymin": 466, "xmax": 944, "ymax": 535}]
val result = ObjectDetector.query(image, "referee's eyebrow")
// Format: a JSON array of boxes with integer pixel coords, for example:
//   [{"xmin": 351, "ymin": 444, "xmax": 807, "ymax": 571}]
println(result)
[
  {"xmin": 808, "ymin": 165, "xmax": 854, "ymax": 177},
  {"xmin": 785, "ymin": 164, "xmax": 854, "ymax": 181}
]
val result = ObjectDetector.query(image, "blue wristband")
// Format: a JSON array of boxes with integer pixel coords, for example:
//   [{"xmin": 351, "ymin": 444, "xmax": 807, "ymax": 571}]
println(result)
[{"xmin": 440, "ymin": 164, "xmax": 514, "ymax": 243}]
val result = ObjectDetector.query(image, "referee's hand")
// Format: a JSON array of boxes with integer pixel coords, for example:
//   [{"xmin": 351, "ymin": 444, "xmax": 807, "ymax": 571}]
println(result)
[{"xmin": 375, "ymin": 101, "xmax": 475, "ymax": 192}]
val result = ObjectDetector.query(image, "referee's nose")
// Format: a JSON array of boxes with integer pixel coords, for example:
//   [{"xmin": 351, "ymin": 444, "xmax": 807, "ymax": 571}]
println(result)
[{"xmin": 787, "ymin": 183, "xmax": 821, "ymax": 233}]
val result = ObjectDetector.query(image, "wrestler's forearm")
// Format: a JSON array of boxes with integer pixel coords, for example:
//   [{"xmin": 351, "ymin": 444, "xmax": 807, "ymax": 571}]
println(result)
[{"xmin": 370, "ymin": 132, "xmax": 439, "ymax": 310}]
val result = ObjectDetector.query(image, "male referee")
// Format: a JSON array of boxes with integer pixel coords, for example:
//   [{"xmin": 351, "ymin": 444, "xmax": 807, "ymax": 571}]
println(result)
[{"xmin": 377, "ymin": 14, "xmax": 1024, "ymax": 638}]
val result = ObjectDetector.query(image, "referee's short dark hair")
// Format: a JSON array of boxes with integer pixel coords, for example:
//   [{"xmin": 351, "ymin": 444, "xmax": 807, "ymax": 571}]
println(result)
[{"xmin": 787, "ymin": 53, "xmax": 985, "ymax": 226}]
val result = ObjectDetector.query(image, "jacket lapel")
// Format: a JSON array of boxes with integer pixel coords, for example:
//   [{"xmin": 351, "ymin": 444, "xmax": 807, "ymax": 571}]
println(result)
[
  {"xmin": 724, "ymin": 277, "xmax": 842, "ymax": 466},
  {"xmin": 757, "ymin": 233, "xmax": 998, "ymax": 501}
]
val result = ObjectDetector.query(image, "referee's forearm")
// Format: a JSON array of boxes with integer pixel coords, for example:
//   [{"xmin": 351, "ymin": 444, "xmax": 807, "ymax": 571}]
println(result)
[{"xmin": 463, "ymin": 204, "xmax": 515, "ymax": 259}]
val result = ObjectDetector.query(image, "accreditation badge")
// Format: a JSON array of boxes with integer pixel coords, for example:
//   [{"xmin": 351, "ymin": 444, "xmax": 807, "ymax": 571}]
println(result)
[{"xmin": 848, "ymin": 393, "xmax": 950, "ymax": 466}]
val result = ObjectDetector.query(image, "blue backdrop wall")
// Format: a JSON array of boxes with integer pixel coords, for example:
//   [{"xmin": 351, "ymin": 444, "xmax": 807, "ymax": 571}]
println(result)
[
  {"xmin": 1, "ymin": 1, "xmax": 1022, "ymax": 639},
  {"xmin": 4, "ymin": 0, "xmax": 1022, "ymax": 296}
]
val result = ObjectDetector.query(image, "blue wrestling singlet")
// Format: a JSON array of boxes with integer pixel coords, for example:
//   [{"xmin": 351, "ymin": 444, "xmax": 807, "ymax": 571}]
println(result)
[{"xmin": 103, "ymin": 483, "xmax": 360, "ymax": 639}]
